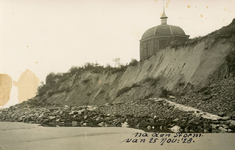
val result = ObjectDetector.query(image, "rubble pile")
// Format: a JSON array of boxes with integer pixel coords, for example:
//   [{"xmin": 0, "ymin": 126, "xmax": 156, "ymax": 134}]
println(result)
[
  {"xmin": 1, "ymin": 97, "xmax": 235, "ymax": 133},
  {"xmin": 172, "ymin": 77, "xmax": 235, "ymax": 116}
]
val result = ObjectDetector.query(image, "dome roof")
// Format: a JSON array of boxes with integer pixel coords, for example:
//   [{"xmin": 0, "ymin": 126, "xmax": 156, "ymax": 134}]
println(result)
[{"xmin": 141, "ymin": 24, "xmax": 186, "ymax": 40}]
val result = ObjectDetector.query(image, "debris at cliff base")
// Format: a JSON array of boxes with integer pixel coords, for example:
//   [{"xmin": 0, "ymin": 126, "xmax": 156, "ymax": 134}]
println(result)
[
  {"xmin": 169, "ymin": 77, "xmax": 235, "ymax": 117},
  {"xmin": 1, "ymin": 96, "xmax": 235, "ymax": 133}
]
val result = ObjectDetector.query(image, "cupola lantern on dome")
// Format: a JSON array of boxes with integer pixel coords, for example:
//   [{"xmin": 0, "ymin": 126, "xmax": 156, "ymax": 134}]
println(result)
[
  {"xmin": 139, "ymin": 7, "xmax": 190, "ymax": 60},
  {"xmin": 160, "ymin": 7, "xmax": 168, "ymax": 25}
]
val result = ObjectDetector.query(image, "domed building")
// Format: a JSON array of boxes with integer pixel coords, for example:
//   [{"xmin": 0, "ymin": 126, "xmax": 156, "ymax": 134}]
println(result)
[{"xmin": 140, "ymin": 8, "xmax": 189, "ymax": 60}]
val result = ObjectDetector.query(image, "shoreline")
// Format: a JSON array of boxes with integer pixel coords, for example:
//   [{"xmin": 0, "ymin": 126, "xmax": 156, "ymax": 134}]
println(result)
[{"xmin": 0, "ymin": 122, "xmax": 235, "ymax": 150}]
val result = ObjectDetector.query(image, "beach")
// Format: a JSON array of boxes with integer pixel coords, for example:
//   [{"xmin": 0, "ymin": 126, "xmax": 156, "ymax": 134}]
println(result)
[{"xmin": 0, "ymin": 122, "xmax": 235, "ymax": 150}]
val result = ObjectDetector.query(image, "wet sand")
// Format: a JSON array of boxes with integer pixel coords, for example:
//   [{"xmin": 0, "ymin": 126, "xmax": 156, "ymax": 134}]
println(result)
[{"xmin": 0, "ymin": 122, "xmax": 234, "ymax": 150}]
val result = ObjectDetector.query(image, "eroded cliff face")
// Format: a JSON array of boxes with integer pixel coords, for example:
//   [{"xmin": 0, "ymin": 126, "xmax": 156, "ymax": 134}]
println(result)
[
  {"xmin": 42, "ymin": 37, "xmax": 234, "ymax": 106},
  {"xmin": 121, "ymin": 37, "xmax": 233, "ymax": 91},
  {"xmin": 36, "ymin": 20, "xmax": 235, "ymax": 106}
]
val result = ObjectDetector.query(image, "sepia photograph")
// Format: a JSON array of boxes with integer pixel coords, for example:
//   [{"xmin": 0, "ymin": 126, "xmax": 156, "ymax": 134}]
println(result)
[{"xmin": 0, "ymin": 0, "xmax": 235, "ymax": 149}]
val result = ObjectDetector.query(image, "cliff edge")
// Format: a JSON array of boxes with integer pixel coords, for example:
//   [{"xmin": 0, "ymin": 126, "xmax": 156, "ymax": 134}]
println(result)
[{"xmin": 24, "ymin": 19, "xmax": 235, "ymax": 107}]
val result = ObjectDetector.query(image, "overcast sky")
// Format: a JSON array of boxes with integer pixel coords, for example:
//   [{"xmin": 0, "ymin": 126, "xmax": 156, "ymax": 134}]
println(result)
[{"xmin": 0, "ymin": 0, "xmax": 235, "ymax": 83}]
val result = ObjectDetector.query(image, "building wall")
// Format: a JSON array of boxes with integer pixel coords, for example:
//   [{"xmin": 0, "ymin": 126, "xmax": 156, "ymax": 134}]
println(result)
[
  {"xmin": 140, "ymin": 37, "xmax": 170, "ymax": 60},
  {"xmin": 140, "ymin": 35, "xmax": 189, "ymax": 60}
]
